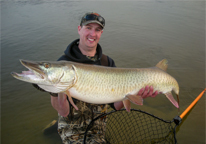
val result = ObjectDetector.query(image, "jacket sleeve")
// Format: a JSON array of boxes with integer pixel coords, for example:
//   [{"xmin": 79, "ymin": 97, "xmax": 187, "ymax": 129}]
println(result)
[
  {"xmin": 107, "ymin": 56, "xmax": 116, "ymax": 67},
  {"xmin": 109, "ymin": 103, "xmax": 116, "ymax": 110}
]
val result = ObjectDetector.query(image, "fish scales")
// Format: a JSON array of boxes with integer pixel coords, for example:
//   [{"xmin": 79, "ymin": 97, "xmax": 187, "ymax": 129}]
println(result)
[
  {"xmin": 69, "ymin": 64, "xmax": 178, "ymax": 104},
  {"xmin": 70, "ymin": 65, "xmax": 136, "ymax": 102}
]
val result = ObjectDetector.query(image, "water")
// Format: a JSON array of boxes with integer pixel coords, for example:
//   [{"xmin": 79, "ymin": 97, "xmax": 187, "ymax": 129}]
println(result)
[{"xmin": 1, "ymin": 1, "xmax": 205, "ymax": 143}]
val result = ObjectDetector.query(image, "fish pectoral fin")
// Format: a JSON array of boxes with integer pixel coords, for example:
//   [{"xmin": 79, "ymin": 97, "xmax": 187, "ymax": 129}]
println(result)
[
  {"xmin": 126, "ymin": 94, "xmax": 143, "ymax": 106},
  {"xmin": 123, "ymin": 99, "xmax": 131, "ymax": 112},
  {"xmin": 66, "ymin": 91, "xmax": 79, "ymax": 110},
  {"xmin": 165, "ymin": 92, "xmax": 179, "ymax": 108}
]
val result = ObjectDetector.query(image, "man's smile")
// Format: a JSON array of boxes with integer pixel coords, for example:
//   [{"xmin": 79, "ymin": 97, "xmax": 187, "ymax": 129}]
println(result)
[{"xmin": 88, "ymin": 38, "xmax": 95, "ymax": 42}]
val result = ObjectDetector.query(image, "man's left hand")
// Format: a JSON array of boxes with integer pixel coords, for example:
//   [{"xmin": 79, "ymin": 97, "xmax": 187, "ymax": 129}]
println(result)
[{"xmin": 138, "ymin": 85, "xmax": 158, "ymax": 99}]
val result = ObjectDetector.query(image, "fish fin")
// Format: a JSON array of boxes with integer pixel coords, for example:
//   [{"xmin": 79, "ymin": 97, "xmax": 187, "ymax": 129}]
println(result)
[
  {"xmin": 156, "ymin": 59, "xmax": 168, "ymax": 71},
  {"xmin": 66, "ymin": 91, "xmax": 79, "ymax": 110},
  {"xmin": 123, "ymin": 99, "xmax": 131, "ymax": 112},
  {"xmin": 165, "ymin": 92, "xmax": 179, "ymax": 108},
  {"xmin": 126, "ymin": 94, "xmax": 143, "ymax": 106},
  {"xmin": 176, "ymin": 94, "xmax": 180, "ymax": 112}
]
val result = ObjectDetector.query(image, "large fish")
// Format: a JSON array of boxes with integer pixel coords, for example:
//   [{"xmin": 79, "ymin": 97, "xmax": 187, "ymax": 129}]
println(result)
[{"xmin": 11, "ymin": 59, "xmax": 179, "ymax": 112}]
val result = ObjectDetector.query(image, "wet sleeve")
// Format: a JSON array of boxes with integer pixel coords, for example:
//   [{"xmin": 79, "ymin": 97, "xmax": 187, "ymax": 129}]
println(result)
[{"xmin": 107, "ymin": 56, "xmax": 116, "ymax": 67}]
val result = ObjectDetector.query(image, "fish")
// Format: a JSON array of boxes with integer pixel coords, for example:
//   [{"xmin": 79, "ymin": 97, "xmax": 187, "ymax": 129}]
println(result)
[{"xmin": 11, "ymin": 59, "xmax": 179, "ymax": 112}]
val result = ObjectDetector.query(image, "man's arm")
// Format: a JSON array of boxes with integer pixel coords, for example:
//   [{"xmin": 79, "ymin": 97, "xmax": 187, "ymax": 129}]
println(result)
[{"xmin": 114, "ymin": 86, "xmax": 158, "ymax": 110}]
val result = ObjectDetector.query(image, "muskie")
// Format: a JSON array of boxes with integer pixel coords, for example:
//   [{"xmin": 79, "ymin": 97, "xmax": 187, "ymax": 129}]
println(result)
[{"xmin": 11, "ymin": 59, "xmax": 179, "ymax": 112}]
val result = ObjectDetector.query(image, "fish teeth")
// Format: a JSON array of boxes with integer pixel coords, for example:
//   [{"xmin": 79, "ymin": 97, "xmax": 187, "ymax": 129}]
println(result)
[{"xmin": 33, "ymin": 70, "xmax": 44, "ymax": 79}]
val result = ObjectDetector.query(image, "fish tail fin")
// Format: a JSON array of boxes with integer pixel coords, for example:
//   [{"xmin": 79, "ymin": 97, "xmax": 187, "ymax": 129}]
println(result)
[
  {"xmin": 176, "ymin": 94, "xmax": 180, "ymax": 112},
  {"xmin": 165, "ymin": 92, "xmax": 179, "ymax": 108},
  {"xmin": 156, "ymin": 59, "xmax": 168, "ymax": 71},
  {"xmin": 172, "ymin": 85, "xmax": 180, "ymax": 111}
]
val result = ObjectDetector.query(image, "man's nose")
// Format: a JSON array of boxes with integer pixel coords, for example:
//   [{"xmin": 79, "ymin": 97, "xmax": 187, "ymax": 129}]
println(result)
[{"xmin": 89, "ymin": 29, "xmax": 96, "ymax": 36}]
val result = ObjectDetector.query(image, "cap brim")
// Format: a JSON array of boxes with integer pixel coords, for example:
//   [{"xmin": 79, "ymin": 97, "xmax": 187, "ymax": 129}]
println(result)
[{"xmin": 82, "ymin": 20, "xmax": 104, "ymax": 28}]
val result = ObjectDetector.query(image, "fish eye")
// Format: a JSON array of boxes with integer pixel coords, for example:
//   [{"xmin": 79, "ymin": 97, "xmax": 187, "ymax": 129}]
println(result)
[{"xmin": 44, "ymin": 63, "xmax": 50, "ymax": 68}]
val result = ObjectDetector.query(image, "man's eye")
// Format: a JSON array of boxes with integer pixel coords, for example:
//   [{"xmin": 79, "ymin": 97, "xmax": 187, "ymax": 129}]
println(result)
[{"xmin": 96, "ymin": 28, "xmax": 102, "ymax": 32}]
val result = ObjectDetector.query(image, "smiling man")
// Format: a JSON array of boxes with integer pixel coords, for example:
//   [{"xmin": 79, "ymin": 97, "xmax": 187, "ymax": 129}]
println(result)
[
  {"xmin": 78, "ymin": 23, "xmax": 103, "ymax": 55},
  {"xmin": 47, "ymin": 12, "xmax": 158, "ymax": 143}
]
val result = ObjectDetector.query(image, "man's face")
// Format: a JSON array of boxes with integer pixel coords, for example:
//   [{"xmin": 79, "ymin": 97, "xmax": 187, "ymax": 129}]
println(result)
[{"xmin": 78, "ymin": 23, "xmax": 103, "ymax": 49}]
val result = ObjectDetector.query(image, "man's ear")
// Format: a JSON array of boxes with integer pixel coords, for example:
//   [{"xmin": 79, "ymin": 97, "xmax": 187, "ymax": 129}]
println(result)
[{"xmin": 78, "ymin": 25, "xmax": 82, "ymax": 34}]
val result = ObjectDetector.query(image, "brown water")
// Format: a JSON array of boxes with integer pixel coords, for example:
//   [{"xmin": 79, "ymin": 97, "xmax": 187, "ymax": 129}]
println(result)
[{"xmin": 1, "ymin": 1, "xmax": 205, "ymax": 144}]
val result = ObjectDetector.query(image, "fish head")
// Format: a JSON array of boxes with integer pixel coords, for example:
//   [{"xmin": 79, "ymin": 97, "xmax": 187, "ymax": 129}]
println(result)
[{"xmin": 11, "ymin": 60, "xmax": 76, "ymax": 93}]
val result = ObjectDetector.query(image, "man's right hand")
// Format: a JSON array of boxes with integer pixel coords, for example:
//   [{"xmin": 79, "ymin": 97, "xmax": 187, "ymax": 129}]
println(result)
[{"xmin": 51, "ymin": 93, "xmax": 70, "ymax": 117}]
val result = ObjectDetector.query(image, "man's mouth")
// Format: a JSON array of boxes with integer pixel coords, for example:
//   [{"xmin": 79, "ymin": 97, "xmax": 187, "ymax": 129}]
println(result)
[{"xmin": 88, "ymin": 38, "xmax": 95, "ymax": 42}]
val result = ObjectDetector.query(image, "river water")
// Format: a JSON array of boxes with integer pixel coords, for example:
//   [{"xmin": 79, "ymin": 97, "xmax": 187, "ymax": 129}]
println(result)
[{"xmin": 1, "ymin": 0, "xmax": 205, "ymax": 144}]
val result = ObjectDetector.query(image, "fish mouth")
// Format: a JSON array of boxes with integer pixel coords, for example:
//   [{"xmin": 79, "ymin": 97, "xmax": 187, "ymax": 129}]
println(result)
[{"xmin": 11, "ymin": 59, "xmax": 45, "ymax": 80}]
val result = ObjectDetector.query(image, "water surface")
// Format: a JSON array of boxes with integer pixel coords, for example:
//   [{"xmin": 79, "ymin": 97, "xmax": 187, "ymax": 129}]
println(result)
[{"xmin": 1, "ymin": 1, "xmax": 205, "ymax": 143}]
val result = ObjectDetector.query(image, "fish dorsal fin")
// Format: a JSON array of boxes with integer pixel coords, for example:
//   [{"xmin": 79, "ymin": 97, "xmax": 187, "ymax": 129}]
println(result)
[{"xmin": 156, "ymin": 59, "xmax": 168, "ymax": 71}]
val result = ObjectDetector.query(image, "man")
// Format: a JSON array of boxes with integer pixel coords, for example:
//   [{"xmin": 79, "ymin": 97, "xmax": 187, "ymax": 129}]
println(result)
[{"xmin": 49, "ymin": 12, "xmax": 158, "ymax": 143}]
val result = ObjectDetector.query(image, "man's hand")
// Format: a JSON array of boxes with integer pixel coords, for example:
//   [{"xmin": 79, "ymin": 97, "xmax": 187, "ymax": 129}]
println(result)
[
  {"xmin": 51, "ymin": 93, "xmax": 70, "ymax": 117},
  {"xmin": 138, "ymin": 85, "xmax": 158, "ymax": 99}
]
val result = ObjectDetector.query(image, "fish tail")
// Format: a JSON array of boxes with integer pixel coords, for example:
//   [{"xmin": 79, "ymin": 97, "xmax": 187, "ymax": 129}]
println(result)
[{"xmin": 165, "ymin": 92, "xmax": 179, "ymax": 108}]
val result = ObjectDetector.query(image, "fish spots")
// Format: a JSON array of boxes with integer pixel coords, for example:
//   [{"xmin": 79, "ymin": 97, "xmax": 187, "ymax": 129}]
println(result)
[{"xmin": 111, "ymin": 88, "xmax": 115, "ymax": 92}]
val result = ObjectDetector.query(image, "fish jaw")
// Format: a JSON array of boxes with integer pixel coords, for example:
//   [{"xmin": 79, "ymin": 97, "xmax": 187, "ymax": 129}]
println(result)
[
  {"xmin": 11, "ymin": 59, "xmax": 66, "ymax": 85},
  {"xmin": 11, "ymin": 60, "xmax": 45, "ymax": 84}
]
